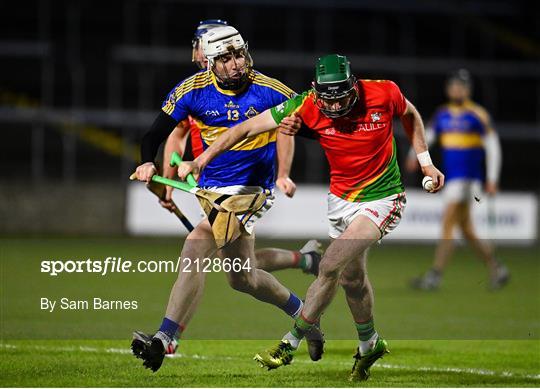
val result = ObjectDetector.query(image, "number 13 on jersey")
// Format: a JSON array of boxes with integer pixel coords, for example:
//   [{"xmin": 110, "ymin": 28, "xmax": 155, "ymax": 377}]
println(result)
[{"xmin": 227, "ymin": 109, "xmax": 240, "ymax": 121}]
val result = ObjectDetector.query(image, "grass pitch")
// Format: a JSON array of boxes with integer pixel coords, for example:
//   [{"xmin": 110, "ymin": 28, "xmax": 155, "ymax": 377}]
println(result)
[
  {"xmin": 1, "ymin": 339, "xmax": 539, "ymax": 387},
  {"xmin": 1, "ymin": 237, "xmax": 539, "ymax": 386}
]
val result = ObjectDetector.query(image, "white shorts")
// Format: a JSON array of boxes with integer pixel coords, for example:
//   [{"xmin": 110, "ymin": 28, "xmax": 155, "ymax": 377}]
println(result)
[
  {"xmin": 443, "ymin": 179, "xmax": 483, "ymax": 203},
  {"xmin": 327, "ymin": 192, "xmax": 406, "ymax": 239},
  {"xmin": 202, "ymin": 185, "xmax": 274, "ymax": 235}
]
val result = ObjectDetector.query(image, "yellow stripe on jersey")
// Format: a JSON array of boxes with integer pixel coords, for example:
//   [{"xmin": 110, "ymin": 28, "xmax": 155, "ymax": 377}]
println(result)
[
  {"xmin": 344, "ymin": 166, "xmax": 388, "ymax": 201},
  {"xmin": 440, "ymin": 132, "xmax": 483, "ymax": 149},
  {"xmin": 162, "ymin": 72, "xmax": 212, "ymax": 115},
  {"xmin": 253, "ymin": 79, "xmax": 292, "ymax": 98},
  {"xmin": 174, "ymin": 73, "xmax": 212, "ymax": 100},
  {"xmin": 193, "ymin": 118, "xmax": 276, "ymax": 151},
  {"xmin": 252, "ymin": 72, "xmax": 294, "ymax": 92},
  {"xmin": 162, "ymin": 102, "xmax": 174, "ymax": 115},
  {"xmin": 210, "ymin": 73, "xmax": 250, "ymax": 96},
  {"xmin": 252, "ymin": 73, "xmax": 295, "ymax": 98},
  {"xmin": 444, "ymin": 100, "xmax": 490, "ymax": 125}
]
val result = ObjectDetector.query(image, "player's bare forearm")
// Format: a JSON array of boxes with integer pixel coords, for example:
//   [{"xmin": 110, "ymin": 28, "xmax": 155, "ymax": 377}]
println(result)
[
  {"xmin": 276, "ymin": 131, "xmax": 294, "ymax": 178},
  {"xmin": 163, "ymin": 124, "xmax": 188, "ymax": 178},
  {"xmin": 196, "ymin": 110, "xmax": 276, "ymax": 170},
  {"xmin": 275, "ymin": 131, "xmax": 297, "ymax": 197},
  {"xmin": 177, "ymin": 110, "xmax": 278, "ymax": 180},
  {"xmin": 194, "ymin": 124, "xmax": 248, "ymax": 171},
  {"xmin": 401, "ymin": 99, "xmax": 428, "ymax": 154},
  {"xmin": 400, "ymin": 99, "xmax": 444, "ymax": 190}
]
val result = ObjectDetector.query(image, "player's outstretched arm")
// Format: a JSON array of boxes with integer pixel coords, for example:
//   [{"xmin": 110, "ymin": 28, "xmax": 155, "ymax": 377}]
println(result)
[
  {"xmin": 400, "ymin": 99, "xmax": 445, "ymax": 192},
  {"xmin": 276, "ymin": 131, "xmax": 297, "ymax": 198},
  {"xmin": 401, "ymin": 99, "xmax": 429, "ymax": 156},
  {"xmin": 275, "ymin": 113, "xmax": 302, "ymax": 196},
  {"xmin": 177, "ymin": 109, "xmax": 278, "ymax": 180},
  {"xmin": 405, "ymin": 125, "xmax": 435, "ymax": 173}
]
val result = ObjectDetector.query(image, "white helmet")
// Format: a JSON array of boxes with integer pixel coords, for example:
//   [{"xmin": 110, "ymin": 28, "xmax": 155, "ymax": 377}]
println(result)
[
  {"xmin": 201, "ymin": 26, "xmax": 253, "ymax": 90},
  {"xmin": 191, "ymin": 19, "xmax": 229, "ymax": 69},
  {"xmin": 201, "ymin": 26, "xmax": 247, "ymax": 62}
]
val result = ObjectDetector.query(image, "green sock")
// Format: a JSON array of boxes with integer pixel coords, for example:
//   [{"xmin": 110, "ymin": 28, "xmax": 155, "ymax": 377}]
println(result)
[
  {"xmin": 295, "ymin": 252, "xmax": 312, "ymax": 271},
  {"xmin": 290, "ymin": 315, "xmax": 314, "ymax": 339},
  {"xmin": 355, "ymin": 318, "xmax": 376, "ymax": 341}
]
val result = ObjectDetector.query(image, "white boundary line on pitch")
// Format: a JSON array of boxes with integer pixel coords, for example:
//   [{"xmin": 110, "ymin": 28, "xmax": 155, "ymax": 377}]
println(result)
[{"xmin": 1, "ymin": 343, "xmax": 539, "ymax": 381}]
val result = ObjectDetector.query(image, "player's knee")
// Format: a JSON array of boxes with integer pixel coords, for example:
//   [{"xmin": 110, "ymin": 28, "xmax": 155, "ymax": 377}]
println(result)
[
  {"xmin": 186, "ymin": 221, "xmax": 213, "ymax": 241},
  {"xmin": 318, "ymin": 260, "xmax": 341, "ymax": 282},
  {"xmin": 339, "ymin": 274, "xmax": 365, "ymax": 292},
  {"xmin": 186, "ymin": 228, "xmax": 208, "ymax": 241},
  {"xmin": 227, "ymin": 273, "xmax": 253, "ymax": 293}
]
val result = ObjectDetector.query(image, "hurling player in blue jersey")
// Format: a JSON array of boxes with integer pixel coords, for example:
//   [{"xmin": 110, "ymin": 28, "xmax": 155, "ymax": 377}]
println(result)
[
  {"xmin": 407, "ymin": 69, "xmax": 509, "ymax": 290},
  {"xmin": 139, "ymin": 19, "xmax": 322, "ymax": 357},
  {"xmin": 131, "ymin": 26, "xmax": 324, "ymax": 372}
]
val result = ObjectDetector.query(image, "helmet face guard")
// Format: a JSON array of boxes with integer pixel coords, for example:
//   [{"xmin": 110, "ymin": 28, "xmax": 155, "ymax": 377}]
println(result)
[
  {"xmin": 202, "ymin": 26, "xmax": 253, "ymax": 90},
  {"xmin": 313, "ymin": 79, "xmax": 357, "ymax": 118},
  {"xmin": 313, "ymin": 54, "xmax": 357, "ymax": 118},
  {"xmin": 209, "ymin": 44, "xmax": 253, "ymax": 89}
]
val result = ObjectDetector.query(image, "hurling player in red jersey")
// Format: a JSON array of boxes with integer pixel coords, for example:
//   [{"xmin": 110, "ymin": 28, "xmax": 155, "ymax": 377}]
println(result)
[{"xmin": 178, "ymin": 54, "xmax": 444, "ymax": 380}]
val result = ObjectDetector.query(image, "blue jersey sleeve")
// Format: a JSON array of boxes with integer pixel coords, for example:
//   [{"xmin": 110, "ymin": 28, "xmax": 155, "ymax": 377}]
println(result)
[
  {"xmin": 251, "ymin": 71, "xmax": 296, "ymax": 107},
  {"xmin": 267, "ymin": 86, "xmax": 295, "ymax": 107},
  {"xmin": 161, "ymin": 81, "xmax": 194, "ymax": 122}
]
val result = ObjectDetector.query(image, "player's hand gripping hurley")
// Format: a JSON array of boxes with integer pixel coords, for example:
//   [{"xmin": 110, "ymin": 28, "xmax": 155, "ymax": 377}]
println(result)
[{"xmin": 131, "ymin": 152, "xmax": 268, "ymax": 248}]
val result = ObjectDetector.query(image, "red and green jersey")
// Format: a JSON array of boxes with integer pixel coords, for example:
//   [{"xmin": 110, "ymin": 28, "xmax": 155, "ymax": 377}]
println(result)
[{"xmin": 271, "ymin": 79, "xmax": 407, "ymax": 202}]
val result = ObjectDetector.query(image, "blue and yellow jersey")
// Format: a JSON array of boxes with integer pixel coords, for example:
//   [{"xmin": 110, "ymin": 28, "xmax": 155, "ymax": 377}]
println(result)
[
  {"xmin": 432, "ymin": 100, "xmax": 490, "ymax": 182},
  {"xmin": 161, "ymin": 70, "xmax": 295, "ymax": 189}
]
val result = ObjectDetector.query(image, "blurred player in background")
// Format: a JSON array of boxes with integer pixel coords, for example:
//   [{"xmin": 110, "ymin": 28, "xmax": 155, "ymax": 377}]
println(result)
[
  {"xmin": 407, "ymin": 69, "xmax": 509, "ymax": 291},
  {"xmin": 131, "ymin": 26, "xmax": 324, "ymax": 372},
  {"xmin": 177, "ymin": 54, "xmax": 445, "ymax": 381}
]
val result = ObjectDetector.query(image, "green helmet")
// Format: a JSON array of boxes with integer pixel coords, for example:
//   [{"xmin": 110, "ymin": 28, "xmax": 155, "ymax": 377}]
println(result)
[{"xmin": 313, "ymin": 54, "xmax": 357, "ymax": 118}]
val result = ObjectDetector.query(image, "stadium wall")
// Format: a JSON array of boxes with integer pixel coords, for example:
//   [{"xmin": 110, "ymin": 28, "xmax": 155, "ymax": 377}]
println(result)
[
  {"xmin": 0, "ymin": 182, "xmax": 125, "ymax": 235},
  {"xmin": 126, "ymin": 184, "xmax": 538, "ymax": 244}
]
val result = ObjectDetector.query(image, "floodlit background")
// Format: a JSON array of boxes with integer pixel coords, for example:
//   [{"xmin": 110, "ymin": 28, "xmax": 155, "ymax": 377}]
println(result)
[
  {"xmin": 1, "ymin": 0, "xmax": 538, "ymax": 238},
  {"xmin": 1, "ymin": 2, "xmax": 539, "ymax": 387}
]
